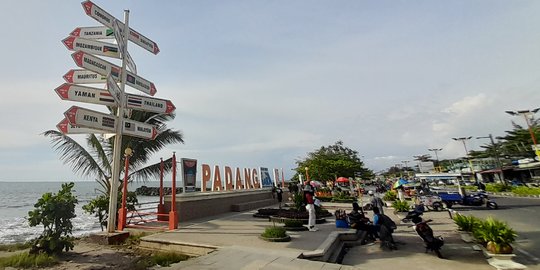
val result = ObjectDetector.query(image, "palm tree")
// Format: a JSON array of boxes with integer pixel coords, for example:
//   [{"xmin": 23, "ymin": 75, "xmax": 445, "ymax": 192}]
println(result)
[{"xmin": 43, "ymin": 110, "xmax": 184, "ymax": 194}]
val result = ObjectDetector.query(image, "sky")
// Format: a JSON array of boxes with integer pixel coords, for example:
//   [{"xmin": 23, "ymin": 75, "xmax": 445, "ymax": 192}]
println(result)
[{"xmin": 1, "ymin": 0, "xmax": 540, "ymax": 182}]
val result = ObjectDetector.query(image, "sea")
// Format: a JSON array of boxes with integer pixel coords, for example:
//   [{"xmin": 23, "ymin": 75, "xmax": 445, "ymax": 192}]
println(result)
[{"xmin": 0, "ymin": 181, "xmax": 159, "ymax": 244}]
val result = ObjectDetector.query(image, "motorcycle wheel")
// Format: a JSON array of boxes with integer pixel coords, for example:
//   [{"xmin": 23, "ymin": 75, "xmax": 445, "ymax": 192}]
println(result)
[
  {"xmin": 432, "ymin": 202, "xmax": 443, "ymax": 212},
  {"xmin": 487, "ymin": 201, "xmax": 498, "ymax": 210}
]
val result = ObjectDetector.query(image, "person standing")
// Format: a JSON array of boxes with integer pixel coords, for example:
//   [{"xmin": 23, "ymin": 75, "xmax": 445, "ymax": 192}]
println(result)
[
  {"xmin": 276, "ymin": 184, "xmax": 283, "ymax": 209},
  {"xmin": 368, "ymin": 190, "xmax": 385, "ymax": 215},
  {"xmin": 303, "ymin": 180, "xmax": 317, "ymax": 231}
]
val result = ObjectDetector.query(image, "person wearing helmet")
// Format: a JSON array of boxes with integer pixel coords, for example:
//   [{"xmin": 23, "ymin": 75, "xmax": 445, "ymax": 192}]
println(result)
[{"xmin": 369, "ymin": 190, "xmax": 385, "ymax": 215}]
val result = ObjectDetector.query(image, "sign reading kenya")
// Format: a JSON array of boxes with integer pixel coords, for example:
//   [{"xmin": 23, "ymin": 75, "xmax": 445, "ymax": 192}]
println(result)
[
  {"xmin": 64, "ymin": 106, "xmax": 158, "ymax": 139},
  {"xmin": 56, "ymin": 117, "xmax": 105, "ymax": 135},
  {"xmin": 71, "ymin": 51, "xmax": 156, "ymax": 96}
]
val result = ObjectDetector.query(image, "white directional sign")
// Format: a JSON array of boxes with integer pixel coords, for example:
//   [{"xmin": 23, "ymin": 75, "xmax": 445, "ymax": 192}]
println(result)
[
  {"xmin": 111, "ymin": 19, "xmax": 137, "ymax": 74},
  {"xmin": 64, "ymin": 106, "xmax": 159, "ymax": 140},
  {"xmin": 106, "ymin": 75, "xmax": 122, "ymax": 104},
  {"xmin": 55, "ymin": 83, "xmax": 116, "ymax": 106},
  {"xmin": 56, "ymin": 83, "xmax": 175, "ymax": 114},
  {"xmin": 57, "ymin": 117, "xmax": 106, "ymax": 134},
  {"xmin": 63, "ymin": 36, "xmax": 120, "ymax": 59},
  {"xmin": 82, "ymin": 0, "xmax": 160, "ymax": 55},
  {"xmin": 63, "ymin": 69, "xmax": 106, "ymax": 84},
  {"xmin": 71, "ymin": 26, "xmax": 114, "ymax": 39},
  {"xmin": 71, "ymin": 51, "xmax": 156, "ymax": 96}
]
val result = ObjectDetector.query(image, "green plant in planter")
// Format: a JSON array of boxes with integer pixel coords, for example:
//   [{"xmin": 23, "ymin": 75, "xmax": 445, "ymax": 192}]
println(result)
[
  {"xmin": 284, "ymin": 219, "xmax": 304, "ymax": 227},
  {"xmin": 383, "ymin": 191, "xmax": 397, "ymax": 201},
  {"xmin": 473, "ymin": 217, "xmax": 517, "ymax": 254},
  {"xmin": 453, "ymin": 214, "xmax": 479, "ymax": 232},
  {"xmin": 261, "ymin": 226, "xmax": 287, "ymax": 238},
  {"xmin": 392, "ymin": 200, "xmax": 410, "ymax": 212}
]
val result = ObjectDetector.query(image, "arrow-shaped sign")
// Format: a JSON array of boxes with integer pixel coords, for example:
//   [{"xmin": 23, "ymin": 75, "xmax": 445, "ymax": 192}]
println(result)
[
  {"xmin": 82, "ymin": 0, "xmax": 160, "ymax": 55},
  {"xmin": 64, "ymin": 106, "xmax": 159, "ymax": 140},
  {"xmin": 63, "ymin": 69, "xmax": 106, "ymax": 84},
  {"xmin": 71, "ymin": 26, "xmax": 114, "ymax": 39},
  {"xmin": 57, "ymin": 117, "xmax": 106, "ymax": 134},
  {"xmin": 63, "ymin": 36, "xmax": 120, "ymax": 59},
  {"xmin": 71, "ymin": 51, "xmax": 156, "ymax": 96},
  {"xmin": 106, "ymin": 75, "xmax": 122, "ymax": 104},
  {"xmin": 55, "ymin": 83, "xmax": 175, "ymax": 114}
]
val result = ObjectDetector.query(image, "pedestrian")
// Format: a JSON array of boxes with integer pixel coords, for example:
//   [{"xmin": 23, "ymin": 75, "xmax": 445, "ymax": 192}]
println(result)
[
  {"xmin": 368, "ymin": 190, "xmax": 385, "ymax": 215},
  {"xmin": 303, "ymin": 180, "xmax": 317, "ymax": 231},
  {"xmin": 348, "ymin": 202, "xmax": 378, "ymax": 242},
  {"xmin": 276, "ymin": 184, "xmax": 283, "ymax": 209}
]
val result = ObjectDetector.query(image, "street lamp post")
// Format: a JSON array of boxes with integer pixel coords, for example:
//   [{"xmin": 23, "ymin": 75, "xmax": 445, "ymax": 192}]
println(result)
[
  {"xmin": 476, "ymin": 134, "xmax": 505, "ymax": 184},
  {"xmin": 428, "ymin": 148, "xmax": 443, "ymax": 172},
  {"xmin": 452, "ymin": 137, "xmax": 476, "ymax": 181},
  {"xmin": 505, "ymin": 108, "xmax": 540, "ymax": 161},
  {"xmin": 304, "ymin": 167, "xmax": 310, "ymax": 182},
  {"xmin": 402, "ymin": 160, "xmax": 410, "ymax": 177}
]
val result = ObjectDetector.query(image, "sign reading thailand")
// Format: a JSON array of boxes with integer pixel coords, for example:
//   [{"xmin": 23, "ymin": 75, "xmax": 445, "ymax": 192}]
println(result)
[
  {"xmin": 82, "ymin": 0, "xmax": 160, "ymax": 55},
  {"xmin": 64, "ymin": 106, "xmax": 158, "ymax": 139},
  {"xmin": 64, "ymin": 69, "xmax": 106, "ymax": 84},
  {"xmin": 62, "ymin": 36, "xmax": 120, "ymax": 59},
  {"xmin": 71, "ymin": 51, "xmax": 156, "ymax": 96},
  {"xmin": 126, "ymin": 94, "xmax": 176, "ymax": 114},
  {"xmin": 56, "ymin": 117, "xmax": 105, "ymax": 134},
  {"xmin": 71, "ymin": 26, "xmax": 114, "ymax": 39}
]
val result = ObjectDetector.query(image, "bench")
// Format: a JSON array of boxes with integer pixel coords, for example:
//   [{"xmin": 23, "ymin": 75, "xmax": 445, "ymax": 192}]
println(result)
[
  {"xmin": 231, "ymin": 199, "xmax": 276, "ymax": 212},
  {"xmin": 300, "ymin": 229, "xmax": 367, "ymax": 263}
]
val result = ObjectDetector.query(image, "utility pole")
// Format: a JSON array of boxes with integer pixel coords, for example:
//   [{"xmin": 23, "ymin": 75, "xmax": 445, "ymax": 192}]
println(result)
[{"xmin": 477, "ymin": 134, "xmax": 505, "ymax": 184}]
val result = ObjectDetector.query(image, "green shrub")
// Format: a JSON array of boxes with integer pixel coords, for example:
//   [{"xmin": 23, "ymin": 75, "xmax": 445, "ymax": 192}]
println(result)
[
  {"xmin": 0, "ymin": 252, "xmax": 57, "ymax": 268},
  {"xmin": 463, "ymin": 186, "xmax": 478, "ymax": 191},
  {"xmin": 473, "ymin": 217, "xmax": 517, "ymax": 252},
  {"xmin": 383, "ymin": 191, "xmax": 397, "ymax": 201},
  {"xmin": 511, "ymin": 186, "xmax": 540, "ymax": 195},
  {"xmin": 284, "ymin": 219, "xmax": 304, "ymax": 227},
  {"xmin": 392, "ymin": 200, "xmax": 410, "ymax": 212},
  {"xmin": 83, "ymin": 191, "xmax": 139, "ymax": 231},
  {"xmin": 453, "ymin": 214, "xmax": 479, "ymax": 232},
  {"xmin": 261, "ymin": 226, "xmax": 287, "ymax": 238},
  {"xmin": 485, "ymin": 183, "xmax": 512, "ymax": 192},
  {"xmin": 27, "ymin": 182, "xmax": 78, "ymax": 255},
  {"xmin": 151, "ymin": 251, "xmax": 189, "ymax": 267}
]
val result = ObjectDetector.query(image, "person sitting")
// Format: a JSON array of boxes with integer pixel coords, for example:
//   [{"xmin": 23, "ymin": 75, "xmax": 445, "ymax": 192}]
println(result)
[
  {"xmin": 348, "ymin": 202, "xmax": 378, "ymax": 242},
  {"xmin": 373, "ymin": 206, "xmax": 397, "ymax": 250}
]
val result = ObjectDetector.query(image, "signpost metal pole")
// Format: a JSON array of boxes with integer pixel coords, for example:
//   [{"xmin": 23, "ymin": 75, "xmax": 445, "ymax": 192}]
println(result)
[{"xmin": 107, "ymin": 10, "xmax": 130, "ymax": 234}]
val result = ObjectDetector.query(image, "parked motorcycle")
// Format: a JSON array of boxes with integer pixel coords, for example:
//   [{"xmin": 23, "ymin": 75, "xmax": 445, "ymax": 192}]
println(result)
[{"xmin": 438, "ymin": 190, "xmax": 498, "ymax": 209}]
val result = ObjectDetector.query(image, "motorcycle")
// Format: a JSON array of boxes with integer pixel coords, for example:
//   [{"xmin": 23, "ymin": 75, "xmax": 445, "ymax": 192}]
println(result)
[
  {"xmin": 438, "ymin": 190, "xmax": 498, "ymax": 209},
  {"xmin": 407, "ymin": 211, "xmax": 444, "ymax": 258}
]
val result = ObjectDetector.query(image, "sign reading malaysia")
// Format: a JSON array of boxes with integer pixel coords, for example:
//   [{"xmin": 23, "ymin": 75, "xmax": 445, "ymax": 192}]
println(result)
[
  {"xmin": 64, "ymin": 69, "xmax": 106, "ymax": 84},
  {"xmin": 71, "ymin": 26, "xmax": 114, "ymax": 39},
  {"xmin": 81, "ymin": 0, "xmax": 160, "ymax": 55},
  {"xmin": 64, "ymin": 106, "xmax": 158, "ymax": 140},
  {"xmin": 63, "ymin": 36, "xmax": 120, "ymax": 59},
  {"xmin": 71, "ymin": 51, "xmax": 156, "ymax": 96}
]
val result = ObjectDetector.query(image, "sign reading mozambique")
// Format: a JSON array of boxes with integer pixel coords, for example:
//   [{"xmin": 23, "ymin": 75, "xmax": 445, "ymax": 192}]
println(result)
[{"xmin": 63, "ymin": 36, "xmax": 120, "ymax": 59}]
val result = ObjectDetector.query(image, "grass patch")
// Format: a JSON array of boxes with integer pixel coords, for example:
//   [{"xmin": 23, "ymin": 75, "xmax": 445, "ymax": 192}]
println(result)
[
  {"xmin": 511, "ymin": 186, "xmax": 540, "ymax": 195},
  {"xmin": 261, "ymin": 226, "xmax": 287, "ymax": 238},
  {"xmin": 0, "ymin": 252, "xmax": 57, "ymax": 268},
  {"xmin": 0, "ymin": 242, "xmax": 32, "ymax": 252},
  {"xmin": 123, "ymin": 232, "xmax": 151, "ymax": 246},
  {"xmin": 133, "ymin": 251, "xmax": 189, "ymax": 269}
]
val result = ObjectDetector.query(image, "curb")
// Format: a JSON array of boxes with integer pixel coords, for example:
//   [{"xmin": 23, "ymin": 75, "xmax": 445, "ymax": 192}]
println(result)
[{"xmin": 488, "ymin": 192, "xmax": 540, "ymax": 198}]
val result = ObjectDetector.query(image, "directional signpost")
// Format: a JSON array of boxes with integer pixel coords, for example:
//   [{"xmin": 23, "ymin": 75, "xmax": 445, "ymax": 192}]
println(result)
[
  {"xmin": 82, "ymin": 0, "xmax": 160, "ymax": 54},
  {"xmin": 55, "ymin": 1, "xmax": 175, "ymax": 233},
  {"xmin": 71, "ymin": 26, "xmax": 114, "ymax": 39},
  {"xmin": 63, "ymin": 36, "xmax": 120, "ymax": 58},
  {"xmin": 64, "ymin": 106, "xmax": 158, "ymax": 140},
  {"xmin": 71, "ymin": 51, "xmax": 156, "ymax": 96},
  {"xmin": 63, "ymin": 69, "xmax": 106, "ymax": 84}
]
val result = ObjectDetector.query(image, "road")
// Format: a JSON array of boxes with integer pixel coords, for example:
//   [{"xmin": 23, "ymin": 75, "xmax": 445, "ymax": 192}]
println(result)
[{"xmin": 450, "ymin": 196, "xmax": 540, "ymax": 266}]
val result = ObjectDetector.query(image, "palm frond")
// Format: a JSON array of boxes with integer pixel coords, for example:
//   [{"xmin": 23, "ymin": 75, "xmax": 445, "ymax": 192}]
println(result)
[
  {"xmin": 87, "ymin": 134, "xmax": 112, "ymax": 175},
  {"xmin": 129, "ymin": 157, "xmax": 175, "ymax": 183},
  {"xmin": 43, "ymin": 130, "xmax": 107, "ymax": 180}
]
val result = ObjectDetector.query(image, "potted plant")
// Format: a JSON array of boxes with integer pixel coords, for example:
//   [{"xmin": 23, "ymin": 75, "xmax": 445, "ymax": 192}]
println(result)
[
  {"xmin": 260, "ymin": 226, "xmax": 291, "ymax": 242},
  {"xmin": 283, "ymin": 219, "xmax": 307, "ymax": 231},
  {"xmin": 383, "ymin": 191, "xmax": 397, "ymax": 206},
  {"xmin": 453, "ymin": 214, "xmax": 479, "ymax": 242},
  {"xmin": 392, "ymin": 200, "xmax": 410, "ymax": 213},
  {"xmin": 473, "ymin": 217, "xmax": 517, "ymax": 255}
]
